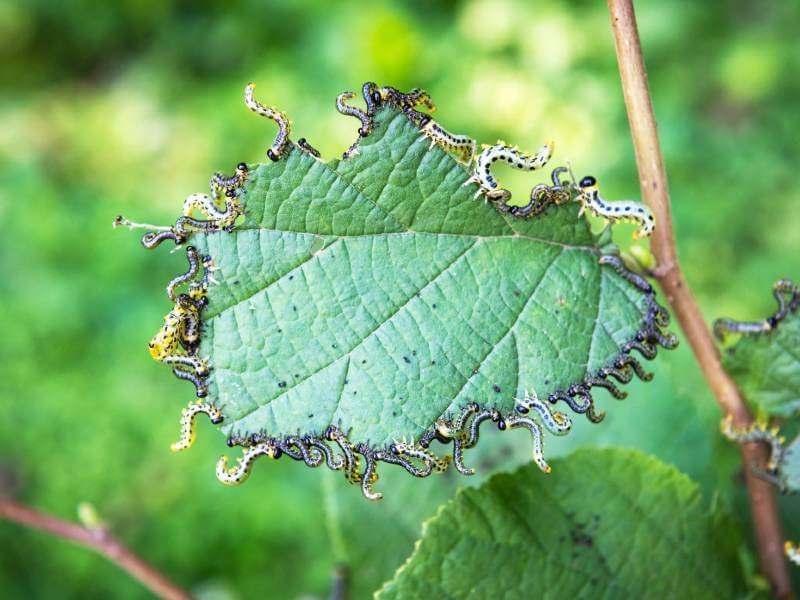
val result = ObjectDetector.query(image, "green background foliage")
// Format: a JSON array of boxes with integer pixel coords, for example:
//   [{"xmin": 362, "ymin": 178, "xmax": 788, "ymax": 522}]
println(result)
[
  {"xmin": 1, "ymin": 0, "xmax": 798, "ymax": 597},
  {"xmin": 378, "ymin": 449, "xmax": 747, "ymax": 599}
]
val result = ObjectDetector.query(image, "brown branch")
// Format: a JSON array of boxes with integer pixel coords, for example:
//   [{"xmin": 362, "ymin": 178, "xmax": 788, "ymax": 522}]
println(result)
[
  {"xmin": 606, "ymin": 1, "xmax": 793, "ymax": 597},
  {"xmin": 0, "ymin": 498, "xmax": 191, "ymax": 600}
]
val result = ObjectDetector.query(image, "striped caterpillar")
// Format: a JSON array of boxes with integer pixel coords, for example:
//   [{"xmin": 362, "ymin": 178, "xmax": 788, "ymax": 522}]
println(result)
[
  {"xmin": 714, "ymin": 279, "xmax": 799, "ymax": 341},
  {"xmin": 786, "ymin": 541, "xmax": 800, "ymax": 566},
  {"xmin": 419, "ymin": 120, "xmax": 476, "ymax": 165},
  {"xmin": 465, "ymin": 141, "xmax": 555, "ymax": 202},
  {"xmin": 209, "ymin": 162, "xmax": 248, "ymax": 200},
  {"xmin": 512, "ymin": 389, "xmax": 572, "ymax": 473},
  {"xmin": 216, "ymin": 441, "xmax": 281, "ymax": 485},
  {"xmin": 389, "ymin": 439, "xmax": 452, "ymax": 476},
  {"xmin": 296, "ymin": 138, "xmax": 321, "ymax": 158},
  {"xmin": 148, "ymin": 294, "xmax": 208, "ymax": 376},
  {"xmin": 720, "ymin": 415, "xmax": 785, "ymax": 473},
  {"xmin": 336, "ymin": 91, "xmax": 373, "ymax": 137},
  {"xmin": 170, "ymin": 401, "xmax": 224, "ymax": 452},
  {"xmin": 576, "ymin": 175, "xmax": 656, "ymax": 239},
  {"xmin": 244, "ymin": 83, "xmax": 292, "ymax": 161}
]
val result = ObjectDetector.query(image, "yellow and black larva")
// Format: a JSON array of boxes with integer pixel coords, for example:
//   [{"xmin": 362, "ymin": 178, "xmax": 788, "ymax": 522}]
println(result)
[
  {"xmin": 244, "ymin": 83, "xmax": 291, "ymax": 161},
  {"xmin": 419, "ymin": 120, "xmax": 476, "ymax": 165},
  {"xmin": 148, "ymin": 293, "xmax": 209, "ymax": 379},
  {"xmin": 576, "ymin": 175, "xmax": 656, "ymax": 239},
  {"xmin": 388, "ymin": 438, "xmax": 452, "ymax": 477},
  {"xmin": 296, "ymin": 138, "xmax": 321, "ymax": 158},
  {"xmin": 786, "ymin": 541, "xmax": 800, "ymax": 566},
  {"xmin": 466, "ymin": 141, "xmax": 555, "ymax": 202},
  {"xmin": 508, "ymin": 166, "xmax": 573, "ymax": 218},
  {"xmin": 170, "ymin": 401, "xmax": 224, "ymax": 452},
  {"xmin": 209, "ymin": 162, "xmax": 248, "ymax": 200},
  {"xmin": 720, "ymin": 415, "xmax": 785, "ymax": 473},
  {"xmin": 217, "ymin": 442, "xmax": 281, "ymax": 485},
  {"xmin": 714, "ymin": 279, "xmax": 799, "ymax": 341},
  {"xmin": 181, "ymin": 190, "xmax": 241, "ymax": 232}
]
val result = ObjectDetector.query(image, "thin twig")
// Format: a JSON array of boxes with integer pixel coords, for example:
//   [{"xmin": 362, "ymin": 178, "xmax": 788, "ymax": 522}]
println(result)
[
  {"xmin": 606, "ymin": 1, "xmax": 792, "ymax": 597},
  {"xmin": 0, "ymin": 498, "xmax": 191, "ymax": 600}
]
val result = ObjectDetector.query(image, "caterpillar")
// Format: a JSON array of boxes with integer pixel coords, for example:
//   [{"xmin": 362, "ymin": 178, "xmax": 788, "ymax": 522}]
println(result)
[
  {"xmin": 506, "ymin": 413, "xmax": 551, "ymax": 473},
  {"xmin": 786, "ymin": 541, "xmax": 800, "ymax": 566},
  {"xmin": 181, "ymin": 190, "xmax": 241, "ymax": 232},
  {"xmin": 598, "ymin": 254, "xmax": 654, "ymax": 294},
  {"xmin": 576, "ymin": 176, "xmax": 656, "ymax": 239},
  {"xmin": 378, "ymin": 86, "xmax": 435, "ymax": 112},
  {"xmin": 148, "ymin": 293, "xmax": 209, "ymax": 378},
  {"xmin": 378, "ymin": 85, "xmax": 436, "ymax": 128},
  {"xmin": 354, "ymin": 444, "xmax": 382, "ymax": 500},
  {"xmin": 244, "ymin": 83, "xmax": 292, "ymax": 161},
  {"xmin": 419, "ymin": 120, "xmax": 476, "ymax": 165},
  {"xmin": 714, "ymin": 279, "xmax": 799, "ymax": 341},
  {"xmin": 216, "ymin": 441, "xmax": 280, "ymax": 485},
  {"xmin": 389, "ymin": 438, "xmax": 452, "ymax": 477},
  {"xmin": 166, "ymin": 246, "xmax": 200, "ymax": 301},
  {"xmin": 142, "ymin": 229, "xmax": 181, "ymax": 249},
  {"xmin": 210, "ymin": 162, "xmax": 248, "ymax": 200},
  {"xmin": 170, "ymin": 401, "xmax": 223, "ymax": 452},
  {"xmin": 325, "ymin": 425, "xmax": 363, "ymax": 486},
  {"xmin": 296, "ymin": 138, "xmax": 321, "ymax": 158},
  {"xmin": 172, "ymin": 367, "xmax": 208, "ymax": 398},
  {"xmin": 465, "ymin": 141, "xmax": 555, "ymax": 202},
  {"xmin": 720, "ymin": 415, "xmax": 785, "ymax": 473},
  {"xmin": 362, "ymin": 81, "xmax": 381, "ymax": 117},
  {"xmin": 509, "ymin": 166, "xmax": 573, "ymax": 218},
  {"xmin": 336, "ymin": 91, "xmax": 373, "ymax": 137},
  {"xmin": 514, "ymin": 389, "xmax": 573, "ymax": 435}
]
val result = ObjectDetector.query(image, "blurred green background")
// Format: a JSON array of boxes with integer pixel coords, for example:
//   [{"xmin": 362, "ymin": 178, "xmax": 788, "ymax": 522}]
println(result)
[{"xmin": 1, "ymin": 0, "xmax": 798, "ymax": 597}]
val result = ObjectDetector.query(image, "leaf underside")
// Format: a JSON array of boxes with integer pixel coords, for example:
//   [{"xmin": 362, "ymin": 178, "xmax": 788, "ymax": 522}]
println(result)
[
  {"xmin": 157, "ymin": 104, "xmax": 675, "ymax": 495},
  {"xmin": 376, "ymin": 449, "xmax": 746, "ymax": 599}
]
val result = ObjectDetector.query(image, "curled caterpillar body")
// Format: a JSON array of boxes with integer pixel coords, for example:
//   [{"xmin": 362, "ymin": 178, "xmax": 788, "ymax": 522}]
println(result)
[
  {"xmin": 210, "ymin": 162, "xmax": 248, "ymax": 199},
  {"xmin": 598, "ymin": 254, "xmax": 653, "ymax": 294},
  {"xmin": 336, "ymin": 91, "xmax": 373, "ymax": 137},
  {"xmin": 378, "ymin": 86, "xmax": 435, "ymax": 112},
  {"xmin": 720, "ymin": 415, "xmax": 785, "ymax": 472},
  {"xmin": 244, "ymin": 83, "xmax": 291, "ymax": 161},
  {"xmin": 172, "ymin": 367, "xmax": 208, "ymax": 397},
  {"xmin": 216, "ymin": 442, "xmax": 280, "ymax": 485},
  {"xmin": 576, "ymin": 176, "xmax": 655, "ymax": 239},
  {"xmin": 514, "ymin": 390, "xmax": 572, "ymax": 435},
  {"xmin": 785, "ymin": 541, "xmax": 800, "ymax": 566},
  {"xmin": 466, "ymin": 141, "xmax": 554, "ymax": 202},
  {"xmin": 390, "ymin": 439, "xmax": 451, "ymax": 477},
  {"xmin": 148, "ymin": 294, "xmax": 209, "ymax": 378},
  {"xmin": 362, "ymin": 81, "xmax": 381, "ymax": 116},
  {"xmin": 170, "ymin": 401, "xmax": 223, "ymax": 452},
  {"xmin": 142, "ymin": 229, "xmax": 182, "ymax": 249},
  {"xmin": 714, "ymin": 278, "xmax": 799, "ymax": 341},
  {"xmin": 506, "ymin": 413, "xmax": 551, "ymax": 473},
  {"xmin": 419, "ymin": 120, "xmax": 476, "ymax": 165},
  {"xmin": 181, "ymin": 191, "xmax": 241, "ymax": 231},
  {"xmin": 167, "ymin": 246, "xmax": 200, "ymax": 301}
]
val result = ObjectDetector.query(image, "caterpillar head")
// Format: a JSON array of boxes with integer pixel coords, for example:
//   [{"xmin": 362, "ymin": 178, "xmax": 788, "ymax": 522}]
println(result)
[{"xmin": 578, "ymin": 175, "xmax": 598, "ymax": 195}]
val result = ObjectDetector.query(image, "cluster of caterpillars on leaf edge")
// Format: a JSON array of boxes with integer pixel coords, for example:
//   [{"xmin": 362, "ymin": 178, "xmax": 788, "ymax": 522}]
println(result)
[{"xmin": 123, "ymin": 82, "xmax": 677, "ymax": 500}]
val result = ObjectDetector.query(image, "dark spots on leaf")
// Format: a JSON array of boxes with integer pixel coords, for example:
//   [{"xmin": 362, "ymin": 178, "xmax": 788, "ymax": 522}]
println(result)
[
  {"xmin": 278, "ymin": 381, "xmax": 287, "ymax": 388},
  {"xmin": 492, "ymin": 384, "xmax": 501, "ymax": 393},
  {"xmin": 513, "ymin": 290, "xmax": 521, "ymax": 297},
  {"xmin": 403, "ymin": 356, "xmax": 411, "ymax": 364},
  {"xmin": 332, "ymin": 343, "xmax": 338, "ymax": 348},
  {"xmin": 289, "ymin": 275, "xmax": 294, "ymax": 280},
  {"xmin": 361, "ymin": 359, "xmax": 367, "ymax": 364},
  {"xmin": 412, "ymin": 350, "xmax": 417, "ymax": 356},
  {"xmin": 233, "ymin": 280, "xmax": 240, "ymax": 285},
  {"xmin": 293, "ymin": 305, "xmax": 297, "ymax": 312},
  {"xmin": 308, "ymin": 413, "xmax": 314, "ymax": 418},
  {"xmin": 431, "ymin": 360, "xmax": 436, "ymax": 365},
  {"xmin": 432, "ymin": 303, "xmax": 437, "ymax": 309},
  {"xmin": 392, "ymin": 411, "xmax": 397, "ymax": 417},
  {"xmin": 472, "ymin": 368, "xmax": 479, "ymax": 375}
]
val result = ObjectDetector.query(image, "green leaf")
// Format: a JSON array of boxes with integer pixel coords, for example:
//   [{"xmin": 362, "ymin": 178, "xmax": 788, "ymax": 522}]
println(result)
[
  {"xmin": 157, "ymin": 101, "xmax": 675, "ymax": 497},
  {"xmin": 720, "ymin": 307, "xmax": 800, "ymax": 418},
  {"xmin": 377, "ymin": 448, "xmax": 748, "ymax": 599}
]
